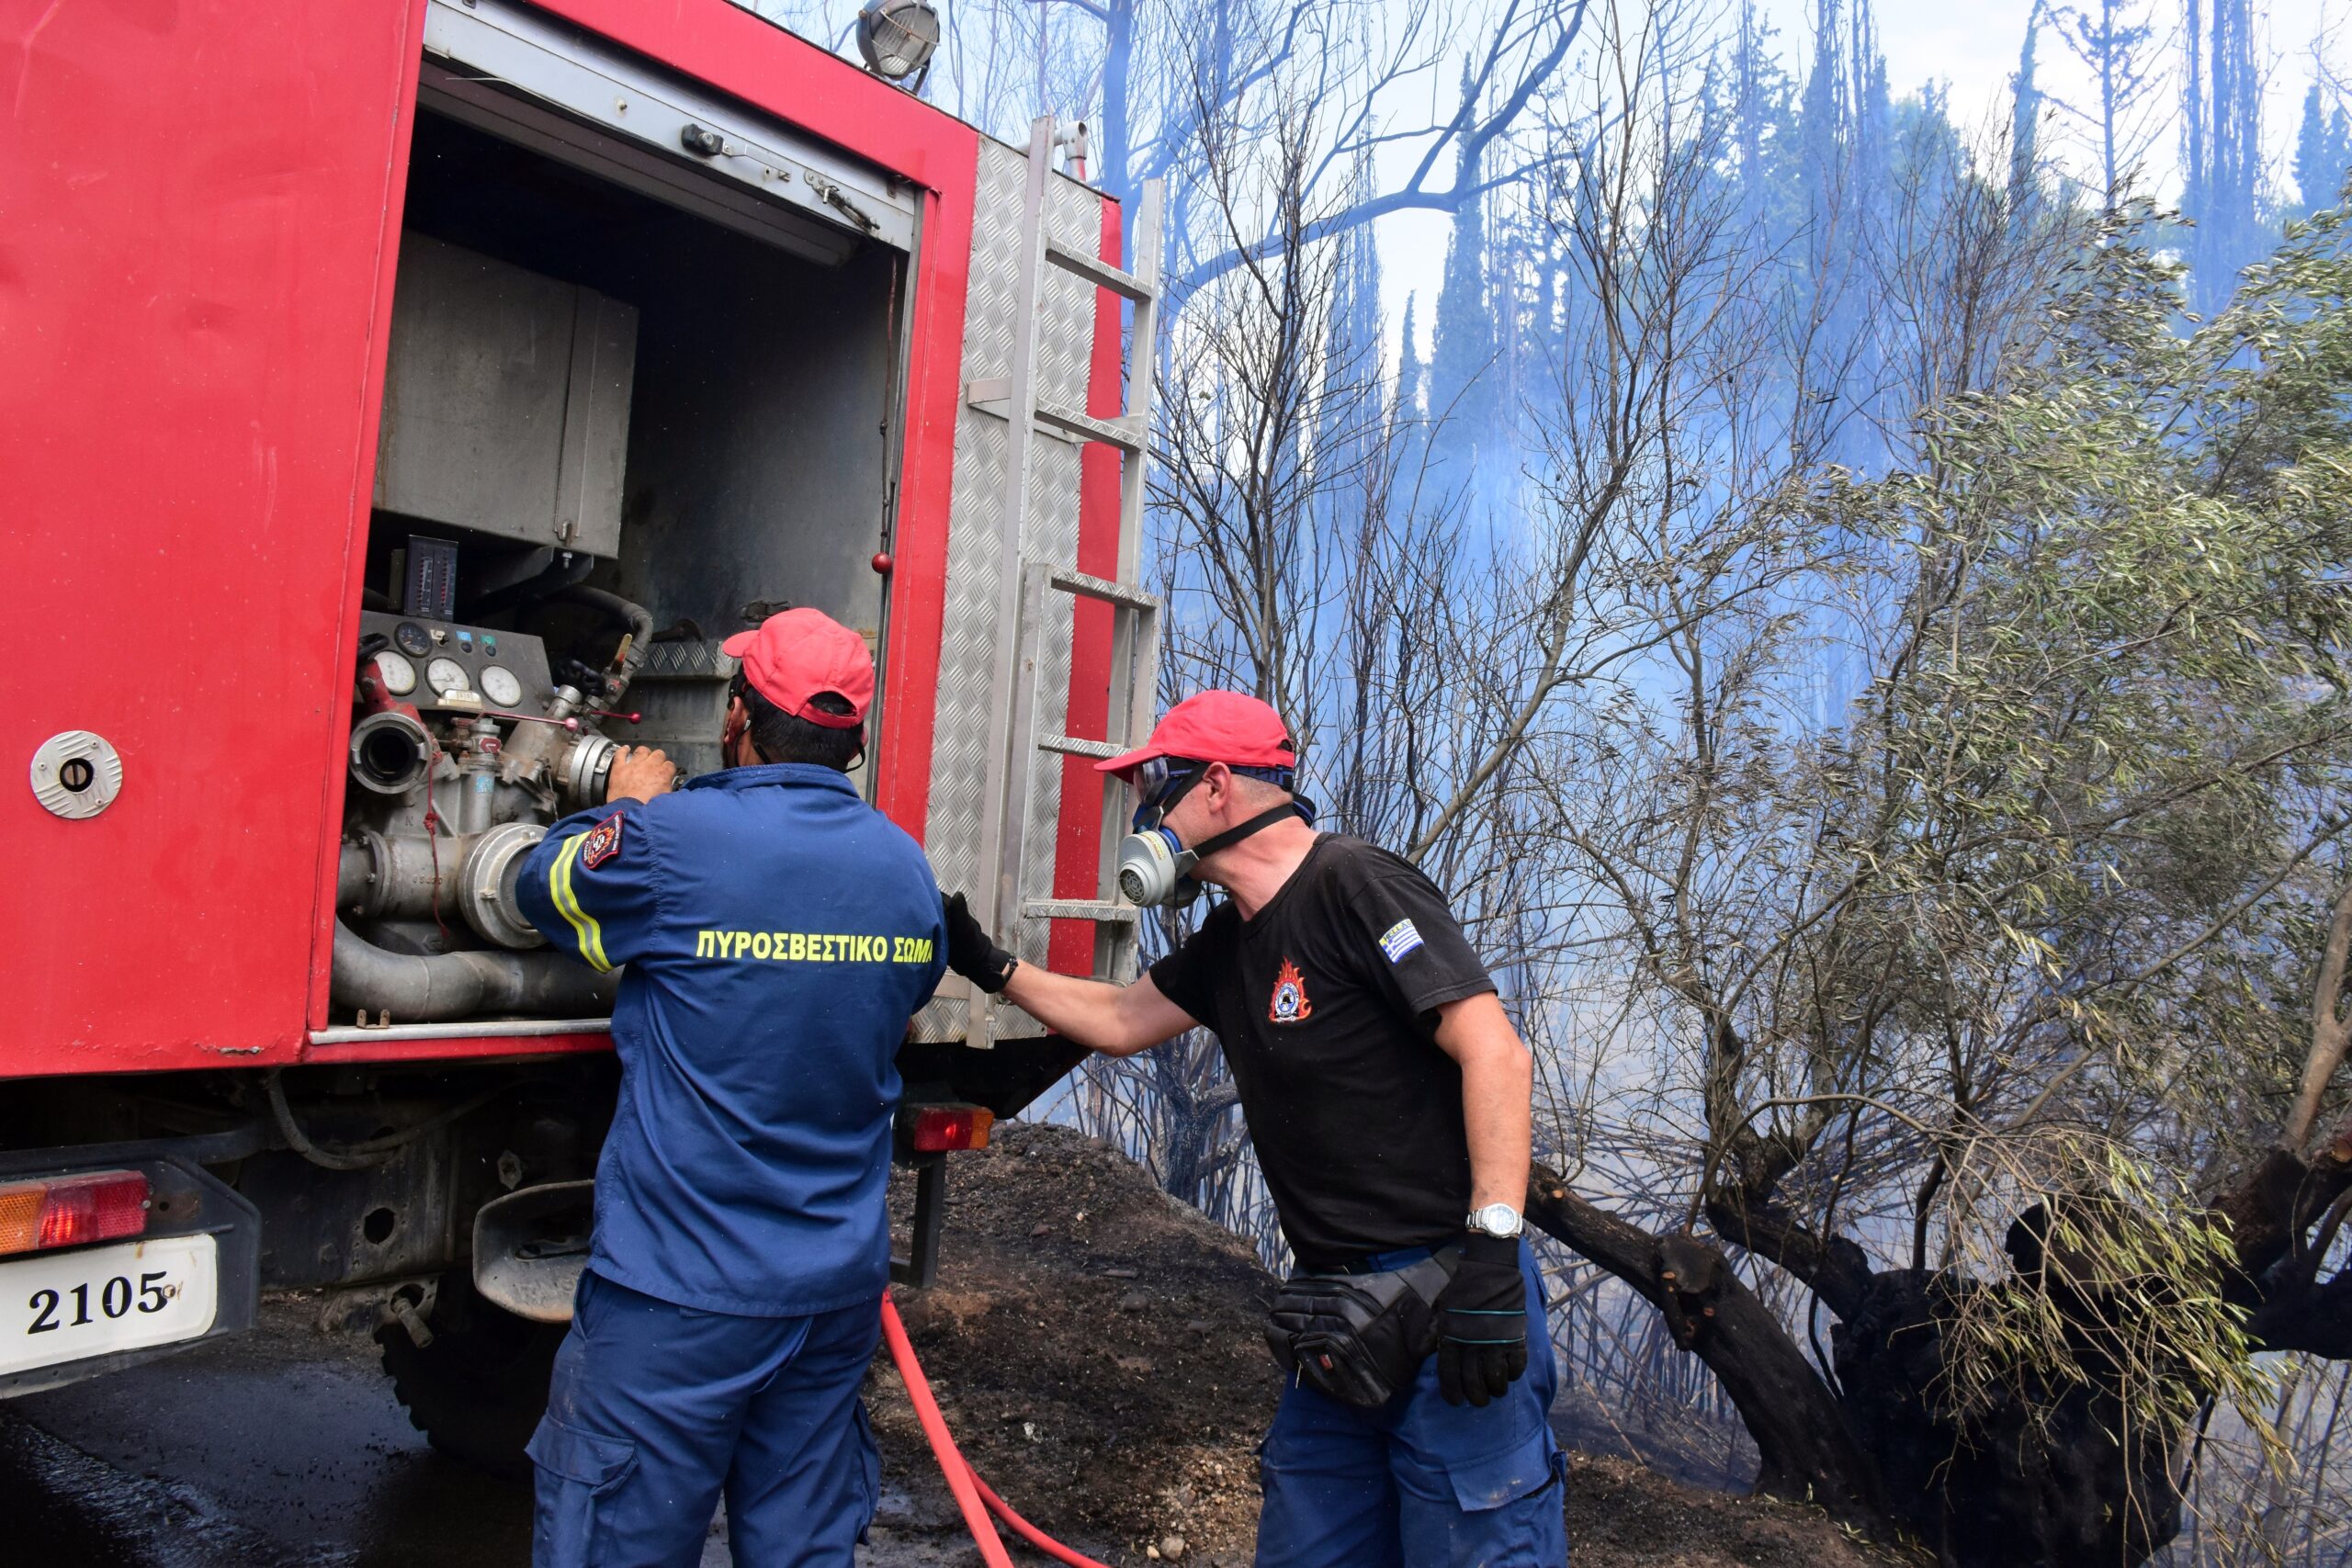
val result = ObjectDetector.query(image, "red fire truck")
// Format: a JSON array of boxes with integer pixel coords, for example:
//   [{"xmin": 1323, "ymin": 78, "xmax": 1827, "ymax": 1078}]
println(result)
[{"xmin": 0, "ymin": 0, "xmax": 1159, "ymax": 1468}]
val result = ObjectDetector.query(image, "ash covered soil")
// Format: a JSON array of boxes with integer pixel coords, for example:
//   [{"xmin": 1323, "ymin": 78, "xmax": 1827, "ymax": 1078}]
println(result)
[{"xmin": 872, "ymin": 1121, "xmax": 1899, "ymax": 1567}]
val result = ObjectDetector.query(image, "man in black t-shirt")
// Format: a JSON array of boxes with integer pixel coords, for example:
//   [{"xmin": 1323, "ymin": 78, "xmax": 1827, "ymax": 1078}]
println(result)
[{"xmin": 942, "ymin": 690, "xmax": 1567, "ymax": 1568}]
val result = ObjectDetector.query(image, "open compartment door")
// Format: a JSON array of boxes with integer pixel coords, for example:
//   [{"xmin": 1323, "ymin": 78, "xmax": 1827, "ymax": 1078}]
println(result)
[{"xmin": 0, "ymin": 0, "xmax": 428, "ymax": 1076}]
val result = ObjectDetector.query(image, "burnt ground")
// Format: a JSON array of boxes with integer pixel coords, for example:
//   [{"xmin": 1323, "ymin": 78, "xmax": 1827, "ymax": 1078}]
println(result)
[
  {"xmin": 876, "ymin": 1121, "xmax": 1904, "ymax": 1568},
  {"xmin": 873, "ymin": 1120, "xmax": 1283, "ymax": 1562},
  {"xmin": 0, "ymin": 1118, "xmax": 1899, "ymax": 1566}
]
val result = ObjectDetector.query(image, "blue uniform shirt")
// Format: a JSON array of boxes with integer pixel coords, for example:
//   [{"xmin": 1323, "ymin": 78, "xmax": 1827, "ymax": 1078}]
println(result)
[{"xmin": 516, "ymin": 763, "xmax": 947, "ymax": 1316}]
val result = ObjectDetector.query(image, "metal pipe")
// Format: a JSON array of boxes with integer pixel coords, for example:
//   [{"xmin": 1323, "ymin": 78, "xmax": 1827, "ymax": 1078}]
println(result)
[
  {"xmin": 561, "ymin": 585, "xmax": 655, "ymax": 705},
  {"xmin": 499, "ymin": 684, "xmax": 584, "ymax": 789},
  {"xmin": 336, "ymin": 829, "xmax": 481, "ymax": 921},
  {"xmin": 329, "ymin": 919, "xmax": 616, "ymax": 1023},
  {"xmin": 311, "ymin": 1017, "xmax": 611, "ymax": 1045}
]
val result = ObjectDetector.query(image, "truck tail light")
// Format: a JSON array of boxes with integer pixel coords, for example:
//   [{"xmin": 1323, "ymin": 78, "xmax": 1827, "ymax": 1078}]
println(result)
[
  {"xmin": 907, "ymin": 1105, "xmax": 994, "ymax": 1153},
  {"xmin": 0, "ymin": 1170, "xmax": 151, "ymax": 1257}
]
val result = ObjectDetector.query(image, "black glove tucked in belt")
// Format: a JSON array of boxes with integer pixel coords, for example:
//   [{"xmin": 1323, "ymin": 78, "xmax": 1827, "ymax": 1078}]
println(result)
[
  {"xmin": 1434, "ymin": 1232, "xmax": 1529, "ymax": 1407},
  {"xmin": 942, "ymin": 892, "xmax": 1018, "ymax": 994}
]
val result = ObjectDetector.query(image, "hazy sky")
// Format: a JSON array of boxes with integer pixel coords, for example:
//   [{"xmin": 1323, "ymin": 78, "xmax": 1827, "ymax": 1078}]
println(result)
[
  {"xmin": 1378, "ymin": 0, "xmax": 2346, "ymax": 356},
  {"xmin": 1757, "ymin": 0, "xmax": 2340, "ymax": 188}
]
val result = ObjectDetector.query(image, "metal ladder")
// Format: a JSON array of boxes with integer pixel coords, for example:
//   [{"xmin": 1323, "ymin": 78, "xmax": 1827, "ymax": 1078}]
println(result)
[{"xmin": 964, "ymin": 117, "xmax": 1164, "ymax": 1045}]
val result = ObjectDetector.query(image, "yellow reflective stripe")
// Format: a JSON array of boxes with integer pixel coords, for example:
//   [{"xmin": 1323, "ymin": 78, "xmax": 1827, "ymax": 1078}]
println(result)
[{"xmin": 548, "ymin": 834, "xmax": 612, "ymax": 973}]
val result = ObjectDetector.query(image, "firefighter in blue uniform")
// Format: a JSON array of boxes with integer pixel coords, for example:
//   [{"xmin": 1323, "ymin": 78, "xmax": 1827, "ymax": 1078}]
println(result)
[{"xmin": 514, "ymin": 607, "xmax": 946, "ymax": 1568}]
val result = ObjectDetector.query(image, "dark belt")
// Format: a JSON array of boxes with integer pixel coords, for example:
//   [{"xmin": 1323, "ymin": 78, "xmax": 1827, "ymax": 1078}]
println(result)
[{"xmin": 1317, "ymin": 1244, "xmax": 1438, "ymax": 1277}]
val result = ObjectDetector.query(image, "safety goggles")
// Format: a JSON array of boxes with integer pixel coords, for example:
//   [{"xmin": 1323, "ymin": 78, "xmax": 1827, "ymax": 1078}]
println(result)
[
  {"xmin": 1133, "ymin": 757, "xmax": 1297, "ymax": 803},
  {"xmin": 1130, "ymin": 755, "xmax": 1299, "ymax": 827},
  {"xmin": 1128, "ymin": 757, "xmax": 1298, "ymax": 799},
  {"xmin": 1132, "ymin": 756, "xmax": 1197, "ymax": 807}
]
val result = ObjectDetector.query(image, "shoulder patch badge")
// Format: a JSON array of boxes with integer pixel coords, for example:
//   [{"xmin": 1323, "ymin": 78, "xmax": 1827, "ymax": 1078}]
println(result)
[
  {"xmin": 1377, "ymin": 919, "xmax": 1424, "ymax": 964},
  {"xmin": 1268, "ymin": 957, "xmax": 1315, "ymax": 1025},
  {"xmin": 581, "ymin": 813, "xmax": 626, "ymax": 870}
]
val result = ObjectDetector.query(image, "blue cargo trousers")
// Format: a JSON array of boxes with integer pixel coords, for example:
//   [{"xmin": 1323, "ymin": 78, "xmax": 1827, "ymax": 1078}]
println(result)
[
  {"xmin": 1254, "ymin": 1242, "xmax": 1569, "ymax": 1568},
  {"xmin": 527, "ymin": 1270, "xmax": 881, "ymax": 1568}
]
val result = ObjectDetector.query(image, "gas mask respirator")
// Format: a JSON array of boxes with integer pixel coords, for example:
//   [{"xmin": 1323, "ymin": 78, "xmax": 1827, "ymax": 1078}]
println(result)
[{"xmin": 1114, "ymin": 758, "xmax": 1314, "ymax": 907}]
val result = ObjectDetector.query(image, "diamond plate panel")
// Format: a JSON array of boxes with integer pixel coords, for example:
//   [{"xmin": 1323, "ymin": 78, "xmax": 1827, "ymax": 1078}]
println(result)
[
  {"xmin": 914, "ymin": 141, "xmax": 1122, "ymax": 1044},
  {"xmin": 639, "ymin": 640, "xmax": 739, "ymax": 678}
]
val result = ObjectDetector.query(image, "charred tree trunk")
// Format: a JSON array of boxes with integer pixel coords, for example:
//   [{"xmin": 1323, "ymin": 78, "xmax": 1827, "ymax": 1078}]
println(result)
[
  {"xmin": 1522, "ymin": 1165, "xmax": 1896, "ymax": 1534},
  {"xmin": 2219, "ymin": 1104, "xmax": 2352, "ymax": 1358},
  {"xmin": 1529, "ymin": 1168, "xmax": 2214, "ymax": 1566}
]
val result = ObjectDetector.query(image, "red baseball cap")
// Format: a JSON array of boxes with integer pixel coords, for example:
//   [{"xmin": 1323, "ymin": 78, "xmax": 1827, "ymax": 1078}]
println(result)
[
  {"xmin": 720, "ymin": 608, "xmax": 873, "ymax": 730},
  {"xmin": 1094, "ymin": 690, "xmax": 1296, "ymax": 781}
]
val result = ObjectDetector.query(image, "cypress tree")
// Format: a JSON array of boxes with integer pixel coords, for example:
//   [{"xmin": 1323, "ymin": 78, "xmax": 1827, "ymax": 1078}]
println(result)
[
  {"xmin": 2293, "ymin": 82, "xmax": 2352, "ymax": 215},
  {"xmin": 1397, "ymin": 291, "xmax": 1424, "ymax": 423},
  {"xmin": 1429, "ymin": 58, "xmax": 1497, "ymax": 476},
  {"xmin": 2010, "ymin": 10, "xmax": 2042, "ymax": 204}
]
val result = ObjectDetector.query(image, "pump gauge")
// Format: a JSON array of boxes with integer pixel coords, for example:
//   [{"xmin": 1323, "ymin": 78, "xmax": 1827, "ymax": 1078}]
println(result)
[
  {"xmin": 425, "ymin": 657, "xmax": 471, "ymax": 697},
  {"xmin": 480, "ymin": 665, "xmax": 524, "ymax": 708},
  {"xmin": 372, "ymin": 650, "xmax": 418, "ymax": 696},
  {"xmin": 393, "ymin": 621, "xmax": 432, "ymax": 657}
]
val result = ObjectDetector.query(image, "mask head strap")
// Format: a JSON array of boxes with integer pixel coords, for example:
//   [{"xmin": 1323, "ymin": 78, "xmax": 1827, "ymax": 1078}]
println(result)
[{"xmin": 1185, "ymin": 800, "xmax": 1305, "ymax": 860}]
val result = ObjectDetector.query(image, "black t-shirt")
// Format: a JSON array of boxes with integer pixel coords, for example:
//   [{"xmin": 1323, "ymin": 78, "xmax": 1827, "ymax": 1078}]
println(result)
[{"xmin": 1148, "ymin": 835, "xmax": 1495, "ymax": 1268}]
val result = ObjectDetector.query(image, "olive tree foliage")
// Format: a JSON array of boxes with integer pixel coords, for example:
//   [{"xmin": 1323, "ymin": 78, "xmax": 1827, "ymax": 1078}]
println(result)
[{"xmin": 1525, "ymin": 182, "xmax": 2352, "ymax": 1557}]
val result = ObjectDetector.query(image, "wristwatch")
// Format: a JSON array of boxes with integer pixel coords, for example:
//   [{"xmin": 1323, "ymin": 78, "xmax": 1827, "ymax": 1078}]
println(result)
[{"xmin": 1465, "ymin": 1203, "xmax": 1523, "ymax": 1239}]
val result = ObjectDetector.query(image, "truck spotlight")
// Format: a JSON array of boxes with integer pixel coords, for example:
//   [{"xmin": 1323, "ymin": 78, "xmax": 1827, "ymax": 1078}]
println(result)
[{"xmin": 855, "ymin": 0, "xmax": 939, "ymax": 88}]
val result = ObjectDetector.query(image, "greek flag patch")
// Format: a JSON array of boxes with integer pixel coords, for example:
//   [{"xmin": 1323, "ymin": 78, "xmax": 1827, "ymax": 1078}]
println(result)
[{"xmin": 1377, "ymin": 919, "xmax": 1424, "ymax": 964}]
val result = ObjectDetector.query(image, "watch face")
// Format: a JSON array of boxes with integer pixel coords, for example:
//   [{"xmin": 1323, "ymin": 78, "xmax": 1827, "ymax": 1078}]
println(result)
[{"xmin": 1470, "ymin": 1204, "xmax": 1523, "ymax": 1236}]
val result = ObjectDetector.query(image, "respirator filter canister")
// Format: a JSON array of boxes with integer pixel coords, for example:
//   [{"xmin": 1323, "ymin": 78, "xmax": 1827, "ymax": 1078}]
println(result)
[{"xmin": 1115, "ymin": 827, "xmax": 1199, "ymax": 908}]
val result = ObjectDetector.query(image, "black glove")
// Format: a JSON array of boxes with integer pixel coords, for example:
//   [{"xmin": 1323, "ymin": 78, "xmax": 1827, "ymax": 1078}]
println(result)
[
  {"xmin": 942, "ymin": 892, "xmax": 1018, "ymax": 994},
  {"xmin": 1435, "ymin": 1233, "xmax": 1529, "ymax": 1408}
]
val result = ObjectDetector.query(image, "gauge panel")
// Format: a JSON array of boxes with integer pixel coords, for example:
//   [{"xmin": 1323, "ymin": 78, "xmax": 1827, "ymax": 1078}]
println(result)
[{"xmin": 356, "ymin": 613, "xmax": 558, "ymax": 716}]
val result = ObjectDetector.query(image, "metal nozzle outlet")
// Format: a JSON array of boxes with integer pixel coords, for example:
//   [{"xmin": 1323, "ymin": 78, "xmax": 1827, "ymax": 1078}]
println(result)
[{"xmin": 349, "ymin": 710, "xmax": 434, "ymax": 796}]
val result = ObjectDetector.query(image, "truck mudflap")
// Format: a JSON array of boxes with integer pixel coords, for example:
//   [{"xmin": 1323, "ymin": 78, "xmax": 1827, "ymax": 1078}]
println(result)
[{"xmin": 0, "ymin": 1139, "xmax": 262, "ymax": 1398}]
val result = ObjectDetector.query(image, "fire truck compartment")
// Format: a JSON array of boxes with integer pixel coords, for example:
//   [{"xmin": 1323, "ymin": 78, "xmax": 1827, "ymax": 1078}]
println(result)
[{"xmin": 330, "ymin": 101, "xmax": 909, "ymax": 1032}]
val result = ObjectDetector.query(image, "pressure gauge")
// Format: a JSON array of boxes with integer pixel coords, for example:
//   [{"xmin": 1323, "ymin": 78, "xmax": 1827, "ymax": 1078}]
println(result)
[
  {"xmin": 372, "ymin": 649, "xmax": 418, "ymax": 696},
  {"xmin": 393, "ymin": 621, "xmax": 432, "ymax": 657},
  {"xmin": 425, "ymin": 657, "xmax": 471, "ymax": 697},
  {"xmin": 480, "ymin": 665, "xmax": 525, "ymax": 708}
]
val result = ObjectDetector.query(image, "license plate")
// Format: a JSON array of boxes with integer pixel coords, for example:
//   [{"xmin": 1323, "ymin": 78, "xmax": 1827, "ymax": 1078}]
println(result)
[{"xmin": 0, "ymin": 1235, "xmax": 220, "ymax": 1377}]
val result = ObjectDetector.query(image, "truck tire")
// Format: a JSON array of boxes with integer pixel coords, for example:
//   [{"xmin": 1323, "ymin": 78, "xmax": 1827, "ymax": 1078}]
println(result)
[{"xmin": 377, "ymin": 1272, "xmax": 565, "ymax": 1479}]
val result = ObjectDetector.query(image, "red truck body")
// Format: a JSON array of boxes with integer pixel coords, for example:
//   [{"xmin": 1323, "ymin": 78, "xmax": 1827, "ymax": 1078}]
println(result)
[
  {"xmin": 2, "ymin": 0, "xmax": 1126, "ymax": 1077},
  {"xmin": 0, "ymin": 0, "xmax": 1143, "ymax": 1417}
]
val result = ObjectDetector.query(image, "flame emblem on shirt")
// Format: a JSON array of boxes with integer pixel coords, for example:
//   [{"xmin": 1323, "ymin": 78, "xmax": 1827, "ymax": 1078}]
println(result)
[
  {"xmin": 1268, "ymin": 957, "xmax": 1314, "ymax": 1025},
  {"xmin": 581, "ymin": 812, "xmax": 625, "ymax": 869}
]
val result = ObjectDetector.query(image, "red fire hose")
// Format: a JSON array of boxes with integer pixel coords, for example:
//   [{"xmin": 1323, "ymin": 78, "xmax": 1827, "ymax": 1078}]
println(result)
[{"xmin": 880, "ymin": 1291, "xmax": 1114, "ymax": 1568}]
